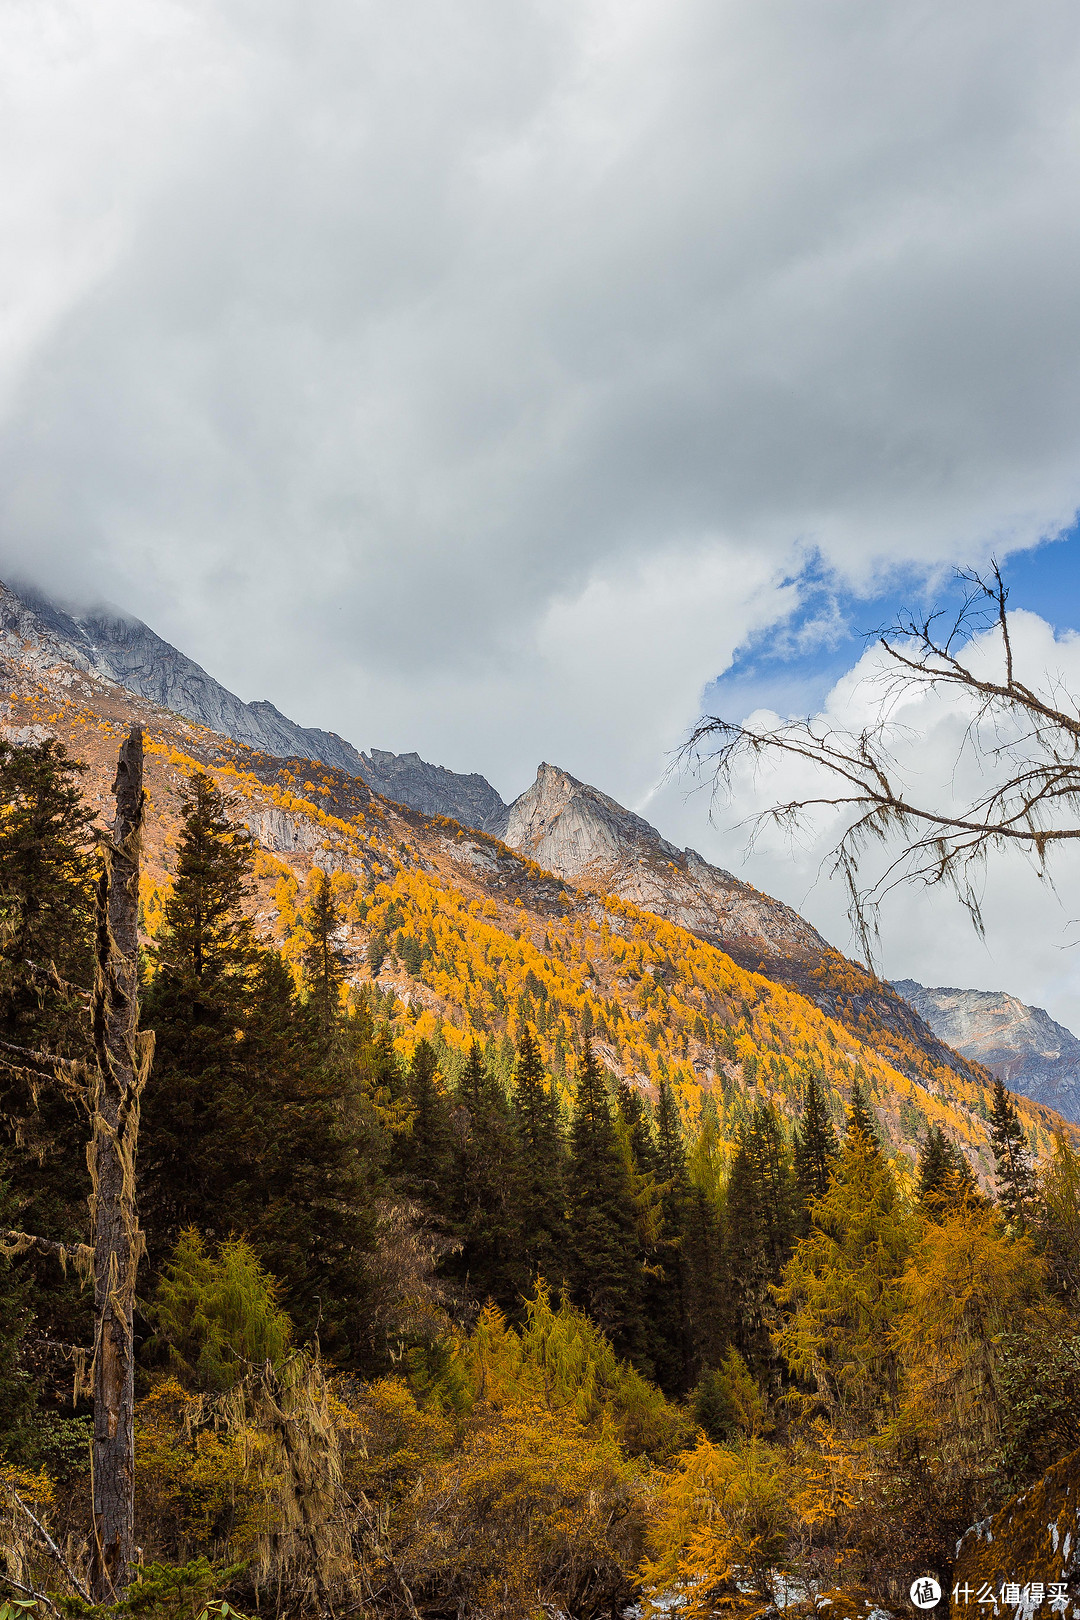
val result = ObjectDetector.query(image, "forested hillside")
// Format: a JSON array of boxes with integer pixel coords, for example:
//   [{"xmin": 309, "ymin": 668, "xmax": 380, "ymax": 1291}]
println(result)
[
  {"xmin": 0, "ymin": 647, "xmax": 1078, "ymax": 1618},
  {"xmin": 0, "ymin": 646, "xmax": 1061, "ymax": 1178}
]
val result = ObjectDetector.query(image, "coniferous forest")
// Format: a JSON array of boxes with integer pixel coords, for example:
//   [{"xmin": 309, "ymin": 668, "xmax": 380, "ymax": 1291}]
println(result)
[{"xmin": 0, "ymin": 731, "xmax": 1079, "ymax": 1619}]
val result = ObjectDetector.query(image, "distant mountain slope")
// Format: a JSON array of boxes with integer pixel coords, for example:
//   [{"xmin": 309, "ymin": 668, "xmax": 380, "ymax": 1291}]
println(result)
[
  {"xmin": 894, "ymin": 979, "xmax": 1080, "ymax": 1124},
  {"xmin": 501, "ymin": 762, "xmax": 992, "ymax": 1094},
  {"xmin": 0, "ymin": 635, "xmax": 1069, "ymax": 1185},
  {"xmin": 0, "ymin": 580, "xmax": 1008, "ymax": 1100},
  {"xmin": 0, "ymin": 582, "xmax": 508, "ymax": 829}
]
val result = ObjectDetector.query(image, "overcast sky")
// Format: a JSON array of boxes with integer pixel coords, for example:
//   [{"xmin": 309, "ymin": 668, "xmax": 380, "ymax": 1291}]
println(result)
[{"xmin": 5, "ymin": 0, "xmax": 1080, "ymax": 1013}]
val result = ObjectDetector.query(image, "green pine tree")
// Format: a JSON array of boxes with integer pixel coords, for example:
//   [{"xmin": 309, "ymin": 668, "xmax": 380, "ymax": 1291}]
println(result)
[
  {"xmin": 726, "ymin": 1104, "xmax": 798, "ymax": 1376},
  {"xmin": 301, "ymin": 868, "xmax": 347, "ymax": 1050},
  {"xmin": 989, "ymin": 1079, "xmax": 1037, "ymax": 1227},
  {"xmin": 148, "ymin": 1228, "xmax": 293, "ymax": 1392},
  {"xmin": 845, "ymin": 1079, "xmax": 880, "ymax": 1149},
  {"xmin": 647, "ymin": 1078, "xmax": 695, "ymax": 1394},
  {"xmin": 0, "ymin": 739, "xmax": 97, "ymax": 1376},
  {"xmin": 235, "ymin": 950, "xmax": 377, "ymax": 1360},
  {"xmin": 511, "ymin": 1029, "xmax": 566, "ymax": 1285},
  {"xmin": 794, "ymin": 1073, "xmax": 839, "ymax": 1229},
  {"xmin": 617, "ymin": 1079, "xmax": 659, "ymax": 1178},
  {"xmin": 392, "ymin": 1038, "xmax": 453, "ymax": 1212},
  {"xmin": 445, "ymin": 1042, "xmax": 523, "ymax": 1311},
  {"xmin": 141, "ymin": 772, "xmax": 258, "ymax": 1258},
  {"xmin": 916, "ymin": 1124, "xmax": 978, "ymax": 1217},
  {"xmin": 143, "ymin": 780, "xmax": 379, "ymax": 1358},
  {"xmin": 566, "ymin": 1041, "xmax": 644, "ymax": 1362},
  {"xmin": 683, "ymin": 1181, "xmax": 730, "ymax": 1374},
  {"xmin": 683, "ymin": 1098, "xmax": 731, "ymax": 1373},
  {"xmin": 0, "ymin": 737, "xmax": 95, "ymax": 1050}
]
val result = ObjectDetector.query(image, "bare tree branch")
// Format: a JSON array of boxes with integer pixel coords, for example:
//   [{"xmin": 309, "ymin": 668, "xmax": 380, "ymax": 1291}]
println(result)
[
  {"xmin": 0, "ymin": 1572, "xmax": 59, "ymax": 1612},
  {"xmin": 684, "ymin": 563, "xmax": 1080, "ymax": 961},
  {"xmin": 3, "ymin": 1482, "xmax": 92, "ymax": 1604},
  {"xmin": 0, "ymin": 1040, "xmax": 85, "ymax": 1089},
  {"xmin": 0, "ymin": 1230, "xmax": 91, "ymax": 1268}
]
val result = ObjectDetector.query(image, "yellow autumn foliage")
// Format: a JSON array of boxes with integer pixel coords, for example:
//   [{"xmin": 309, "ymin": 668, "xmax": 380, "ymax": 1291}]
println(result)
[
  {"xmin": 890, "ymin": 1199, "xmax": 1061, "ymax": 1496},
  {"xmin": 638, "ymin": 1435, "xmax": 796, "ymax": 1616},
  {"xmin": 135, "ymin": 1377, "xmax": 275, "ymax": 1562}
]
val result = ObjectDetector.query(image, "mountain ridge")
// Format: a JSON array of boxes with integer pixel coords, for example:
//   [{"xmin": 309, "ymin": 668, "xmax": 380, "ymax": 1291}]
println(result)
[
  {"xmin": 0, "ymin": 602, "xmax": 1073, "ymax": 1185},
  {"xmin": 0, "ymin": 581, "xmax": 511, "ymax": 829},
  {"xmin": 0, "ymin": 577, "xmax": 1004, "ymax": 1104}
]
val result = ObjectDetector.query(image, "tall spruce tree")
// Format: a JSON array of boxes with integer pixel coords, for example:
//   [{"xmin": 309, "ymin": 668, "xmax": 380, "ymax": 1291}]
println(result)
[
  {"xmin": 0, "ymin": 739, "xmax": 98, "ymax": 1373},
  {"xmin": 0, "ymin": 737, "xmax": 95, "ymax": 1049},
  {"xmin": 684, "ymin": 1181, "xmax": 729, "ymax": 1374},
  {"xmin": 917, "ymin": 1124, "xmax": 978, "ymax": 1218},
  {"xmin": 683, "ymin": 1098, "xmax": 731, "ymax": 1373},
  {"xmin": 794, "ymin": 1074, "xmax": 839, "ymax": 1230},
  {"xmin": 141, "ymin": 773, "xmax": 258, "ymax": 1257},
  {"xmin": 647, "ymin": 1078, "xmax": 694, "ymax": 1394},
  {"xmin": 511, "ymin": 1029, "xmax": 566, "ymax": 1285},
  {"xmin": 989, "ymin": 1079, "xmax": 1037, "ymax": 1227},
  {"xmin": 302, "ymin": 868, "xmax": 347, "ymax": 1051},
  {"xmin": 615, "ymin": 1077, "xmax": 666, "ymax": 1374},
  {"xmin": 566, "ymin": 1041, "xmax": 644, "ymax": 1361},
  {"xmin": 445, "ymin": 1042, "xmax": 523, "ymax": 1311},
  {"xmin": 143, "ymin": 779, "xmax": 379, "ymax": 1357},
  {"xmin": 234, "ymin": 950, "xmax": 377, "ymax": 1358},
  {"xmin": 846, "ymin": 1079, "xmax": 880, "ymax": 1148},
  {"xmin": 726, "ymin": 1104, "xmax": 798, "ymax": 1376},
  {"xmin": 392, "ymin": 1038, "xmax": 453, "ymax": 1213},
  {"xmin": 616, "ymin": 1079, "xmax": 659, "ymax": 1178}
]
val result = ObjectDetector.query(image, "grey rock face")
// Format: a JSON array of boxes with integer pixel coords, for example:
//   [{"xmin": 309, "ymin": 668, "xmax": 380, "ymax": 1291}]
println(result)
[
  {"xmin": 1, "ymin": 582, "xmax": 368, "ymax": 771},
  {"xmin": 502, "ymin": 761, "xmax": 828, "ymax": 960},
  {"xmin": 0, "ymin": 581, "xmax": 510, "ymax": 830},
  {"xmin": 358, "ymin": 747, "xmax": 508, "ymax": 834},
  {"xmin": 893, "ymin": 979, "xmax": 1080, "ymax": 1122}
]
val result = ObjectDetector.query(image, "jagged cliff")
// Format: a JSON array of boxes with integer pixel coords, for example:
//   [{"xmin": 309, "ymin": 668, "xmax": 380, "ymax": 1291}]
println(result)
[
  {"xmin": 0, "ymin": 577, "xmax": 1045, "ymax": 1114},
  {"xmin": 0, "ymin": 582, "xmax": 368, "ymax": 771},
  {"xmin": 359, "ymin": 748, "xmax": 508, "ymax": 833},
  {"xmin": 501, "ymin": 761, "xmax": 825, "ymax": 961},
  {"xmin": 894, "ymin": 980, "xmax": 1080, "ymax": 1124}
]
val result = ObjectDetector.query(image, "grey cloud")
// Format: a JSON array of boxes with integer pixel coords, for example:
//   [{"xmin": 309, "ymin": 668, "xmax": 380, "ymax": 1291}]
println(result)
[{"xmin": 3, "ymin": 0, "xmax": 1080, "ymax": 805}]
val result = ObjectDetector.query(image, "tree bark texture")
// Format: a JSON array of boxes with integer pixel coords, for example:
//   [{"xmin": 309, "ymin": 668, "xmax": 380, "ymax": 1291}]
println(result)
[{"xmin": 89, "ymin": 727, "xmax": 152, "ymax": 1601}]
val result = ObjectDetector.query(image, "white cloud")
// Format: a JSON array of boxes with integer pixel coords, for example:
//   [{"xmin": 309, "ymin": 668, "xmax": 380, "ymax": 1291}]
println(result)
[{"xmin": 654, "ymin": 611, "xmax": 1080, "ymax": 1026}]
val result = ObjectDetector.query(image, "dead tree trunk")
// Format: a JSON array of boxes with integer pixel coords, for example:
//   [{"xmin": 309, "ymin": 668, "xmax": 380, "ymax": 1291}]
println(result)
[{"xmin": 89, "ymin": 727, "xmax": 152, "ymax": 1601}]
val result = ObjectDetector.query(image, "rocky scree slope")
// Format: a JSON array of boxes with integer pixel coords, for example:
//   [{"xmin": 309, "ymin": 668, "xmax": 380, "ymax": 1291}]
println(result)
[
  {"xmin": 894, "ymin": 980, "xmax": 1080, "ymax": 1124},
  {"xmin": 0, "ymin": 581, "xmax": 508, "ymax": 829},
  {"xmin": 0, "ymin": 637, "xmax": 1067, "ymax": 1182}
]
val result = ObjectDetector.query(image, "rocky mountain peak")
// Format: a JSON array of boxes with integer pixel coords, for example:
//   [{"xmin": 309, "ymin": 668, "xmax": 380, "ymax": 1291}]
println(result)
[
  {"xmin": 501, "ymin": 760, "xmax": 826, "ymax": 963},
  {"xmin": 502, "ymin": 761, "xmax": 681, "ymax": 878},
  {"xmin": 358, "ymin": 748, "xmax": 508, "ymax": 834},
  {"xmin": 893, "ymin": 979, "xmax": 1080, "ymax": 1122}
]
